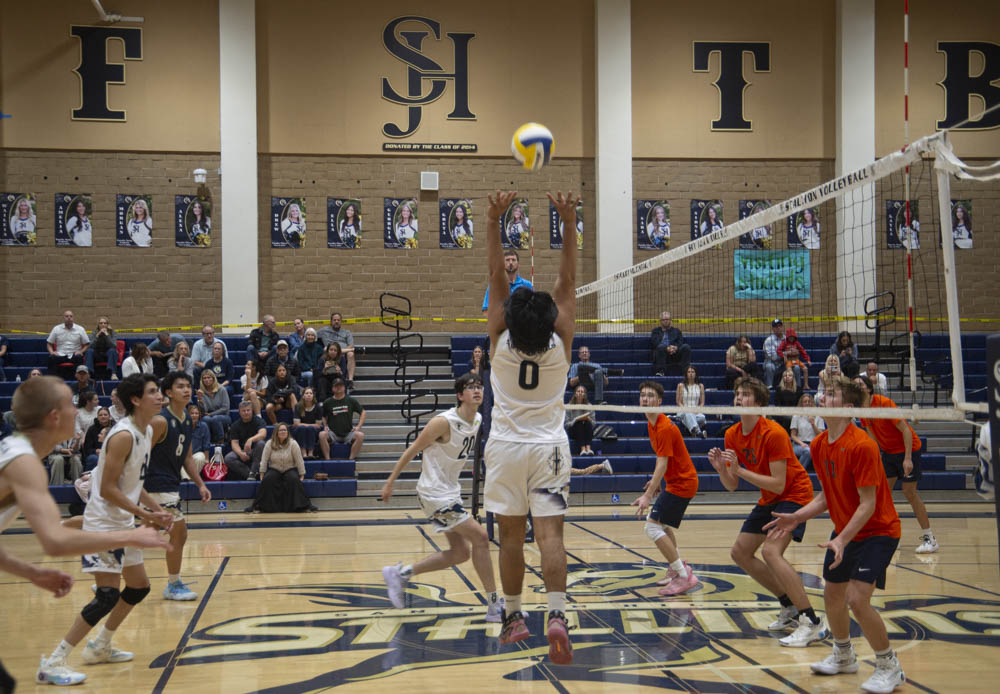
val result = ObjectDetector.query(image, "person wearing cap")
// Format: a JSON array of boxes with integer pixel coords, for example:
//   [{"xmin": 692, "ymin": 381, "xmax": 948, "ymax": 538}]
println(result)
[
  {"xmin": 319, "ymin": 377, "xmax": 366, "ymax": 461},
  {"xmin": 264, "ymin": 339, "xmax": 301, "ymax": 381},
  {"xmin": 763, "ymin": 319, "xmax": 786, "ymax": 388},
  {"xmin": 71, "ymin": 365, "xmax": 93, "ymax": 406},
  {"xmin": 778, "ymin": 328, "xmax": 811, "ymax": 390}
]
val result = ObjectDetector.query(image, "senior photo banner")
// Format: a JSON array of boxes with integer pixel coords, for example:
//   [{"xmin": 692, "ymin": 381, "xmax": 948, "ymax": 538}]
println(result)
[
  {"xmin": 328, "ymin": 198, "xmax": 362, "ymax": 249},
  {"xmin": 271, "ymin": 197, "xmax": 306, "ymax": 249},
  {"xmin": 637, "ymin": 199, "xmax": 670, "ymax": 250},
  {"xmin": 384, "ymin": 197, "xmax": 418, "ymax": 249},
  {"xmin": 734, "ymin": 250, "xmax": 811, "ymax": 300},
  {"xmin": 950, "ymin": 199, "xmax": 973, "ymax": 249},
  {"xmin": 738, "ymin": 199, "xmax": 772, "ymax": 250},
  {"xmin": 549, "ymin": 200, "xmax": 583, "ymax": 250},
  {"xmin": 691, "ymin": 200, "xmax": 723, "ymax": 241},
  {"xmin": 439, "ymin": 198, "xmax": 472, "ymax": 249},
  {"xmin": 1, "ymin": 193, "xmax": 38, "ymax": 246},
  {"xmin": 116, "ymin": 194, "xmax": 153, "ymax": 247},
  {"xmin": 500, "ymin": 197, "xmax": 530, "ymax": 250},
  {"xmin": 175, "ymin": 195, "xmax": 212, "ymax": 248},
  {"xmin": 55, "ymin": 194, "xmax": 93, "ymax": 248},
  {"xmin": 787, "ymin": 207, "xmax": 820, "ymax": 250},
  {"xmin": 886, "ymin": 200, "xmax": 920, "ymax": 250}
]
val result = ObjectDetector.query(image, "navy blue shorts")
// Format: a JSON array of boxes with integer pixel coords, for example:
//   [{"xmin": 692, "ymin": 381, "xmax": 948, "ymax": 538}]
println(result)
[
  {"xmin": 648, "ymin": 491, "xmax": 692, "ymax": 529},
  {"xmin": 881, "ymin": 448, "xmax": 922, "ymax": 483},
  {"xmin": 741, "ymin": 501, "xmax": 806, "ymax": 542},
  {"xmin": 823, "ymin": 533, "xmax": 899, "ymax": 590}
]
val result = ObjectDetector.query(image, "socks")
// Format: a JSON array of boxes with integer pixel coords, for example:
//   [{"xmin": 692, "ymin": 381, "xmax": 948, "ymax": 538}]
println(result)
[
  {"xmin": 922, "ymin": 528, "xmax": 934, "ymax": 538},
  {"xmin": 487, "ymin": 591, "xmax": 499, "ymax": 606},
  {"xmin": 834, "ymin": 638, "xmax": 853, "ymax": 653},
  {"xmin": 777, "ymin": 594, "xmax": 794, "ymax": 608},
  {"xmin": 547, "ymin": 591, "xmax": 566, "ymax": 614},
  {"xmin": 801, "ymin": 607, "xmax": 820, "ymax": 624},
  {"xmin": 875, "ymin": 647, "xmax": 894, "ymax": 661},
  {"xmin": 94, "ymin": 626, "xmax": 115, "ymax": 648},
  {"xmin": 168, "ymin": 574, "xmax": 180, "ymax": 584},
  {"xmin": 669, "ymin": 558, "xmax": 688, "ymax": 579},
  {"xmin": 399, "ymin": 564, "xmax": 413, "ymax": 579},
  {"xmin": 504, "ymin": 593, "xmax": 522, "ymax": 614},
  {"xmin": 50, "ymin": 640, "xmax": 74, "ymax": 661}
]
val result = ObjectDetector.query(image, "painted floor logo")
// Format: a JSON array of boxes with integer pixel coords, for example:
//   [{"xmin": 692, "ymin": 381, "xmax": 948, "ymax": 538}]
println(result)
[{"xmin": 150, "ymin": 562, "xmax": 1000, "ymax": 692}]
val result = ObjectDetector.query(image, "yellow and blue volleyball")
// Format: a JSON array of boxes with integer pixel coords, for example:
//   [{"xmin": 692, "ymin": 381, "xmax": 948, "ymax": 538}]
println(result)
[{"xmin": 511, "ymin": 122, "xmax": 554, "ymax": 171}]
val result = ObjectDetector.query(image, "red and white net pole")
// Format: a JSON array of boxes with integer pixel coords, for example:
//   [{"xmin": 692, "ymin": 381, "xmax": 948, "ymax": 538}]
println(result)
[{"xmin": 903, "ymin": 0, "xmax": 919, "ymax": 399}]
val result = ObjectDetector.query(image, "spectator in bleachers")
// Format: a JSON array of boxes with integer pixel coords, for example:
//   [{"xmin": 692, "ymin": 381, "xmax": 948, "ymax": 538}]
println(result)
[
  {"xmin": 725, "ymin": 335, "xmax": 763, "ymax": 390},
  {"xmin": 29, "ymin": 367, "xmax": 43, "ymax": 378},
  {"xmin": 81, "ymin": 407, "xmax": 112, "ymax": 471},
  {"xmin": 789, "ymin": 393, "xmax": 825, "ymax": 469},
  {"xmin": 772, "ymin": 368, "xmax": 802, "ymax": 433},
  {"xmin": 296, "ymin": 328, "xmax": 323, "ymax": 385},
  {"xmin": 762, "ymin": 318, "xmax": 785, "ymax": 387},
  {"xmin": 0, "ymin": 332, "xmax": 8, "ymax": 381},
  {"xmin": 225, "ymin": 400, "xmax": 267, "ymax": 480},
  {"xmin": 108, "ymin": 387, "xmax": 126, "ymax": 421},
  {"xmin": 196, "ymin": 369, "xmax": 231, "ymax": 443},
  {"xmin": 240, "ymin": 360, "xmax": 268, "ymax": 415},
  {"xmin": 815, "ymin": 354, "xmax": 842, "ymax": 398},
  {"xmin": 316, "ymin": 311, "xmax": 356, "ymax": 385},
  {"xmin": 187, "ymin": 403, "xmax": 211, "ymax": 477},
  {"xmin": 148, "ymin": 330, "xmax": 175, "ymax": 377},
  {"xmin": 252, "ymin": 422, "xmax": 316, "ymax": 513},
  {"xmin": 312, "ymin": 342, "xmax": 345, "ymax": 403},
  {"xmin": 191, "ymin": 325, "xmax": 227, "ymax": 373},
  {"xmin": 468, "ymin": 344, "xmax": 489, "ymax": 377},
  {"xmin": 565, "ymin": 385, "xmax": 595, "ymax": 455},
  {"xmin": 264, "ymin": 364, "xmax": 298, "ymax": 425},
  {"xmin": 46, "ymin": 309, "xmax": 89, "ymax": 376},
  {"xmin": 650, "ymin": 311, "xmax": 691, "ymax": 376},
  {"xmin": 293, "ymin": 386, "xmax": 323, "ymax": 458},
  {"xmin": 287, "ymin": 317, "xmax": 308, "ymax": 353},
  {"xmin": 319, "ymin": 376, "xmax": 365, "ymax": 461},
  {"xmin": 866, "ymin": 361, "xmax": 888, "ymax": 396},
  {"xmin": 121, "ymin": 342, "xmax": 153, "ymax": 378},
  {"xmin": 84, "ymin": 315, "xmax": 119, "ymax": 380},
  {"xmin": 205, "ymin": 341, "xmax": 234, "ymax": 389},
  {"xmin": 568, "ymin": 345, "xmax": 608, "ymax": 404},
  {"xmin": 830, "ymin": 330, "xmax": 859, "ymax": 376},
  {"xmin": 676, "ymin": 366, "xmax": 707, "ymax": 439},
  {"xmin": 46, "ymin": 438, "xmax": 82, "ymax": 485},
  {"xmin": 74, "ymin": 390, "xmax": 100, "ymax": 442},
  {"xmin": 480, "ymin": 249, "xmax": 532, "ymax": 314},
  {"xmin": 168, "ymin": 340, "xmax": 195, "ymax": 378},
  {"xmin": 70, "ymin": 365, "xmax": 94, "ymax": 406},
  {"xmin": 777, "ymin": 328, "xmax": 810, "ymax": 389},
  {"xmin": 265, "ymin": 340, "xmax": 300, "ymax": 381},
  {"xmin": 247, "ymin": 314, "xmax": 280, "ymax": 367}
]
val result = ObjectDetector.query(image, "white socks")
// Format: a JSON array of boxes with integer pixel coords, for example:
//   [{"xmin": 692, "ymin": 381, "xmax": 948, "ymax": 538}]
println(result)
[
  {"xmin": 94, "ymin": 626, "xmax": 115, "ymax": 648},
  {"xmin": 547, "ymin": 591, "xmax": 566, "ymax": 614},
  {"xmin": 670, "ymin": 558, "xmax": 688, "ymax": 578},
  {"xmin": 504, "ymin": 593, "xmax": 522, "ymax": 614},
  {"xmin": 50, "ymin": 640, "xmax": 73, "ymax": 661}
]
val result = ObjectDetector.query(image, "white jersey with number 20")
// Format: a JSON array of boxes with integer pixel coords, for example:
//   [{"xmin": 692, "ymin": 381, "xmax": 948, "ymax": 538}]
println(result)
[{"xmin": 489, "ymin": 329, "xmax": 569, "ymax": 444}]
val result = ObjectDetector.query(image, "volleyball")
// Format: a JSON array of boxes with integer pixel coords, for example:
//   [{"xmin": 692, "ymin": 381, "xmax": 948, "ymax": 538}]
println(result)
[{"xmin": 511, "ymin": 122, "xmax": 554, "ymax": 171}]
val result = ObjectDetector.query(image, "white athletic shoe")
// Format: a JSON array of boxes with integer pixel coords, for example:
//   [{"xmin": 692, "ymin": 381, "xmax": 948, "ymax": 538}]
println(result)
[
  {"xmin": 861, "ymin": 655, "xmax": 906, "ymax": 693},
  {"xmin": 163, "ymin": 579, "xmax": 198, "ymax": 601},
  {"xmin": 600, "ymin": 460, "xmax": 613, "ymax": 474},
  {"xmin": 80, "ymin": 641, "xmax": 134, "ymax": 664},
  {"xmin": 35, "ymin": 655, "xmax": 86, "ymax": 685},
  {"xmin": 810, "ymin": 646, "xmax": 859, "ymax": 675},
  {"xmin": 767, "ymin": 605, "xmax": 798, "ymax": 631},
  {"xmin": 382, "ymin": 564, "xmax": 408, "ymax": 608},
  {"xmin": 779, "ymin": 615, "xmax": 827, "ymax": 647},
  {"xmin": 915, "ymin": 535, "xmax": 939, "ymax": 554},
  {"xmin": 485, "ymin": 598, "xmax": 505, "ymax": 623}
]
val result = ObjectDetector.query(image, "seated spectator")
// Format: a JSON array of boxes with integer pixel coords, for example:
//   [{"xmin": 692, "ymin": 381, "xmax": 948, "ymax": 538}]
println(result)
[
  {"xmin": 0, "ymin": 331, "xmax": 8, "ymax": 381},
  {"xmin": 830, "ymin": 330, "xmax": 860, "ymax": 377},
  {"xmin": 724, "ymin": 334, "xmax": 763, "ymax": 390},
  {"xmin": 168, "ymin": 340, "xmax": 195, "ymax": 378},
  {"xmin": 316, "ymin": 311, "xmax": 356, "ymax": 385},
  {"xmin": 191, "ymin": 324, "xmax": 228, "ymax": 374},
  {"xmin": 866, "ymin": 361, "xmax": 888, "ymax": 396},
  {"xmin": 224, "ymin": 401, "xmax": 267, "ymax": 480},
  {"xmin": 777, "ymin": 328, "xmax": 810, "ymax": 389},
  {"xmin": 265, "ymin": 339, "xmax": 301, "ymax": 381},
  {"xmin": 468, "ymin": 344, "xmax": 489, "ymax": 377},
  {"xmin": 196, "ymin": 369, "xmax": 231, "ymax": 443},
  {"xmin": 74, "ymin": 390, "xmax": 100, "ymax": 442},
  {"xmin": 71, "ymin": 365, "xmax": 94, "ymax": 406},
  {"xmin": 568, "ymin": 345, "xmax": 608, "ymax": 404},
  {"xmin": 46, "ymin": 309, "xmax": 90, "ymax": 376},
  {"xmin": 319, "ymin": 376, "xmax": 365, "ymax": 460},
  {"xmin": 46, "ymin": 438, "xmax": 82, "ymax": 484},
  {"xmin": 296, "ymin": 328, "xmax": 323, "ymax": 385},
  {"xmin": 85, "ymin": 315, "xmax": 119, "ymax": 380},
  {"xmin": 121, "ymin": 342, "xmax": 154, "ymax": 378},
  {"xmin": 187, "ymin": 403, "xmax": 211, "ymax": 477},
  {"xmin": 250, "ymin": 422, "xmax": 316, "ymax": 513},
  {"xmin": 28, "ymin": 367, "xmax": 43, "ymax": 378},
  {"xmin": 108, "ymin": 387, "xmax": 126, "ymax": 421},
  {"xmin": 293, "ymin": 386, "xmax": 323, "ymax": 458},
  {"xmin": 81, "ymin": 407, "xmax": 112, "ymax": 471},
  {"xmin": 789, "ymin": 393, "xmax": 825, "ymax": 469},
  {"xmin": 675, "ymin": 365, "xmax": 707, "ymax": 439},
  {"xmin": 312, "ymin": 342, "xmax": 345, "ymax": 403},
  {"xmin": 240, "ymin": 360, "xmax": 268, "ymax": 415},
  {"xmin": 816, "ymin": 354, "xmax": 842, "ymax": 398},
  {"xmin": 247, "ymin": 314, "xmax": 280, "ymax": 366},
  {"xmin": 771, "ymin": 368, "xmax": 803, "ymax": 432},
  {"xmin": 205, "ymin": 341, "xmax": 234, "ymax": 389},
  {"xmin": 649, "ymin": 311, "xmax": 691, "ymax": 376},
  {"xmin": 265, "ymin": 364, "xmax": 299, "ymax": 425},
  {"xmin": 762, "ymin": 318, "xmax": 785, "ymax": 388},
  {"xmin": 565, "ymin": 385, "xmax": 595, "ymax": 455},
  {"xmin": 286, "ymin": 317, "xmax": 308, "ymax": 353},
  {"xmin": 148, "ymin": 330, "xmax": 175, "ymax": 377}
]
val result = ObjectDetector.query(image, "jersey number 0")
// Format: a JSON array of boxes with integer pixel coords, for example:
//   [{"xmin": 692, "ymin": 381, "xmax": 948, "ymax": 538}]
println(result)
[{"xmin": 518, "ymin": 360, "xmax": 539, "ymax": 390}]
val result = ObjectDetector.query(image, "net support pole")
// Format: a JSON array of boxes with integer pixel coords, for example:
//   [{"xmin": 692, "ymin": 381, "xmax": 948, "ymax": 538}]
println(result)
[{"xmin": 934, "ymin": 159, "xmax": 967, "ymax": 405}]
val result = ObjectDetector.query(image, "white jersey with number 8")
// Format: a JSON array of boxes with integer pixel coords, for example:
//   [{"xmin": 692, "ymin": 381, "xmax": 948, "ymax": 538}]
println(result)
[{"xmin": 489, "ymin": 329, "xmax": 569, "ymax": 444}]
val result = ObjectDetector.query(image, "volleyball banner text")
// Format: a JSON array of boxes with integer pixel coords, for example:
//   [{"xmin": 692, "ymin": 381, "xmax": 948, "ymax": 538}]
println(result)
[{"xmin": 734, "ymin": 250, "xmax": 810, "ymax": 299}]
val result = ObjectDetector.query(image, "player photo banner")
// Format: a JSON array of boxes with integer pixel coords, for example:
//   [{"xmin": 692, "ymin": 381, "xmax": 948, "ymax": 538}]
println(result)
[
  {"xmin": 691, "ymin": 200, "xmax": 724, "ymax": 241},
  {"xmin": 501, "ymin": 197, "xmax": 530, "ymax": 250},
  {"xmin": 950, "ymin": 199, "xmax": 973, "ymax": 249},
  {"xmin": 384, "ymin": 197, "xmax": 418, "ymax": 249},
  {"xmin": 1, "ymin": 193, "xmax": 38, "ymax": 246},
  {"xmin": 271, "ymin": 197, "xmax": 306, "ymax": 249},
  {"xmin": 637, "ymin": 200, "xmax": 670, "ymax": 250},
  {"xmin": 328, "ymin": 198, "xmax": 362, "ymax": 249},
  {"xmin": 787, "ymin": 207, "xmax": 820, "ymax": 250},
  {"xmin": 738, "ymin": 200, "xmax": 772, "ymax": 250},
  {"xmin": 55, "ymin": 194, "xmax": 93, "ymax": 247},
  {"xmin": 549, "ymin": 200, "xmax": 583, "ymax": 250},
  {"xmin": 116, "ymin": 194, "xmax": 153, "ymax": 247},
  {"xmin": 175, "ymin": 195, "xmax": 212, "ymax": 248},
  {"xmin": 440, "ymin": 198, "xmax": 473, "ymax": 249},
  {"xmin": 886, "ymin": 200, "xmax": 920, "ymax": 250}
]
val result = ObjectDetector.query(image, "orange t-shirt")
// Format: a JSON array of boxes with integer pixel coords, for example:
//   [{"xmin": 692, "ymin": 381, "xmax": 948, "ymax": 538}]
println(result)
[
  {"xmin": 724, "ymin": 417, "xmax": 814, "ymax": 507},
  {"xmin": 810, "ymin": 423, "xmax": 901, "ymax": 540},
  {"xmin": 648, "ymin": 414, "xmax": 699, "ymax": 499},
  {"xmin": 859, "ymin": 394, "xmax": 922, "ymax": 454}
]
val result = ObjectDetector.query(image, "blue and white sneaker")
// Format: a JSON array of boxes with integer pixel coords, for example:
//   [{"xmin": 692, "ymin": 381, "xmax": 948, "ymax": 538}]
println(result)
[
  {"xmin": 163, "ymin": 579, "xmax": 198, "ymax": 601},
  {"xmin": 35, "ymin": 655, "xmax": 86, "ymax": 685},
  {"xmin": 81, "ymin": 641, "xmax": 134, "ymax": 664}
]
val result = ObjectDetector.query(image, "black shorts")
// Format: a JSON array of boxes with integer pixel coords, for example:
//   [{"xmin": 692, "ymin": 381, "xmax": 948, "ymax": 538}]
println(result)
[
  {"xmin": 648, "ymin": 491, "xmax": 692, "ymax": 529},
  {"xmin": 823, "ymin": 533, "xmax": 899, "ymax": 590},
  {"xmin": 882, "ymin": 448, "xmax": 922, "ymax": 483},
  {"xmin": 741, "ymin": 501, "xmax": 806, "ymax": 542}
]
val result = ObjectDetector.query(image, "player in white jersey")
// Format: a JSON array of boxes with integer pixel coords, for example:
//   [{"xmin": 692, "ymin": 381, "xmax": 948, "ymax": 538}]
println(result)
[
  {"xmin": 0, "ymin": 376, "xmax": 169, "ymax": 688},
  {"xmin": 484, "ymin": 189, "xmax": 579, "ymax": 665},
  {"xmin": 379, "ymin": 372, "xmax": 502, "ymax": 621},
  {"xmin": 39, "ymin": 374, "xmax": 174, "ymax": 686}
]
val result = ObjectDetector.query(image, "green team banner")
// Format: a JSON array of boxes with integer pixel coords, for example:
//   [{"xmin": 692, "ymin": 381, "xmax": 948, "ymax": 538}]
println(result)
[{"xmin": 734, "ymin": 250, "xmax": 810, "ymax": 299}]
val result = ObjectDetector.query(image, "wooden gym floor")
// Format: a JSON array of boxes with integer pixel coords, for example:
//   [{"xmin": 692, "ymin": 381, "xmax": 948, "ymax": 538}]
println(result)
[{"xmin": 2, "ymin": 503, "xmax": 998, "ymax": 693}]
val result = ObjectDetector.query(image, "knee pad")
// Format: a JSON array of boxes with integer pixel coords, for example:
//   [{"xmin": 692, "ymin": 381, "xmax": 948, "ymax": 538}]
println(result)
[
  {"xmin": 81, "ymin": 586, "xmax": 120, "ymax": 626},
  {"xmin": 644, "ymin": 521, "xmax": 667, "ymax": 543},
  {"xmin": 120, "ymin": 585, "xmax": 150, "ymax": 605}
]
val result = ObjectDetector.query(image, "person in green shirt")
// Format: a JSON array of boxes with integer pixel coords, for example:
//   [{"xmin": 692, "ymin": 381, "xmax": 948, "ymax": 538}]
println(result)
[{"xmin": 319, "ymin": 377, "xmax": 365, "ymax": 460}]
